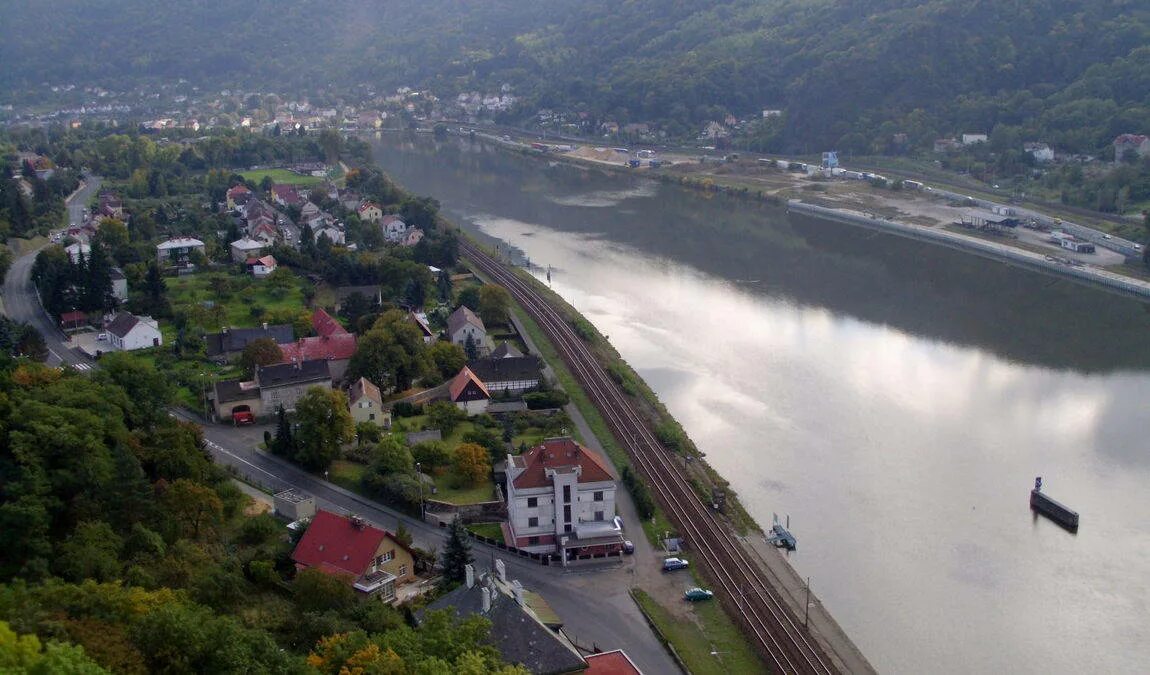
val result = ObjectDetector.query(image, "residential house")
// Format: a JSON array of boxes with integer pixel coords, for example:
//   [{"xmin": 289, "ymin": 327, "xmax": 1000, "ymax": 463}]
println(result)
[
  {"xmin": 407, "ymin": 311, "xmax": 435, "ymax": 344},
  {"xmin": 300, "ymin": 201, "xmax": 323, "ymax": 225},
  {"xmin": 155, "ymin": 237, "xmax": 205, "ymax": 269},
  {"xmin": 401, "ymin": 228, "xmax": 424, "ymax": 247},
  {"xmin": 312, "ymin": 307, "xmax": 349, "ymax": 337},
  {"xmin": 1023, "ymin": 142, "xmax": 1055, "ymax": 163},
  {"xmin": 357, "ymin": 201, "xmax": 383, "ymax": 223},
  {"xmin": 204, "ymin": 323, "xmax": 295, "ymax": 361},
  {"xmin": 467, "ymin": 355, "xmax": 543, "ymax": 397},
  {"xmin": 98, "ymin": 193, "xmax": 124, "ymax": 220},
  {"xmin": 338, "ymin": 189, "xmax": 363, "ymax": 211},
  {"xmin": 447, "ymin": 306, "xmax": 486, "ymax": 350},
  {"xmin": 230, "ymin": 236, "xmax": 267, "ymax": 262},
  {"xmin": 105, "ymin": 313, "xmax": 163, "ymax": 351},
  {"xmin": 270, "ymin": 184, "xmax": 304, "ymax": 207},
  {"xmin": 226, "ymin": 184, "xmax": 252, "ymax": 211},
  {"xmin": 1113, "ymin": 134, "xmax": 1150, "ymax": 162},
  {"xmin": 292, "ymin": 510, "xmax": 415, "ymax": 602},
  {"xmin": 314, "ymin": 225, "xmax": 346, "ymax": 246},
  {"xmin": 212, "ymin": 358, "xmax": 333, "ymax": 420},
  {"xmin": 381, "ymin": 215, "xmax": 408, "ymax": 242},
  {"xmin": 278, "ymin": 332, "xmax": 357, "ymax": 384},
  {"xmin": 348, "ymin": 377, "xmax": 390, "ymax": 428},
  {"xmin": 249, "ymin": 220, "xmax": 280, "ymax": 244},
  {"xmin": 491, "ymin": 342, "xmax": 523, "ymax": 359},
  {"xmin": 247, "ymin": 254, "xmax": 277, "ymax": 278},
  {"xmin": 64, "ymin": 242, "xmax": 91, "ymax": 264},
  {"xmin": 421, "ymin": 563, "xmax": 587, "ymax": 674},
  {"xmin": 110, "ymin": 266, "xmax": 128, "ymax": 303},
  {"xmin": 933, "ymin": 138, "xmax": 961, "ymax": 153},
  {"xmin": 504, "ymin": 437, "xmax": 621, "ymax": 556},
  {"xmin": 449, "ymin": 366, "xmax": 490, "ymax": 415},
  {"xmin": 333, "ymin": 285, "xmax": 382, "ymax": 313}
]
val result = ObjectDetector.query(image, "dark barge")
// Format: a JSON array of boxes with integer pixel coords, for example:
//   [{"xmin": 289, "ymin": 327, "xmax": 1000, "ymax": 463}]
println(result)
[{"xmin": 1030, "ymin": 477, "xmax": 1079, "ymax": 531}]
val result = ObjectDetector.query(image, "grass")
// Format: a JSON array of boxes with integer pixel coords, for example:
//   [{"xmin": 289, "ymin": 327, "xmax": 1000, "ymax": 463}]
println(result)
[
  {"xmin": 164, "ymin": 270, "xmax": 308, "ymax": 330},
  {"xmin": 430, "ymin": 476, "xmax": 496, "ymax": 505},
  {"xmin": 466, "ymin": 522, "xmax": 505, "ymax": 540},
  {"xmin": 328, "ymin": 460, "xmax": 366, "ymax": 493},
  {"xmin": 238, "ymin": 168, "xmax": 326, "ymax": 187},
  {"xmin": 631, "ymin": 588, "xmax": 765, "ymax": 675},
  {"xmin": 7, "ymin": 235, "xmax": 48, "ymax": 256}
]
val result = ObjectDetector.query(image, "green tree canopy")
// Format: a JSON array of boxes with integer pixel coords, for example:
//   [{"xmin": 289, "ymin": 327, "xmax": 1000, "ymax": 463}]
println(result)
[{"xmin": 292, "ymin": 387, "xmax": 353, "ymax": 471}]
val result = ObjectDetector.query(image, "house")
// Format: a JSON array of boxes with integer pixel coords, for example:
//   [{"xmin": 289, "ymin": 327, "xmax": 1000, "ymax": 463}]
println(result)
[
  {"xmin": 407, "ymin": 311, "xmax": 435, "ymax": 344},
  {"xmin": 212, "ymin": 358, "xmax": 333, "ymax": 420},
  {"xmin": 64, "ymin": 242, "xmax": 91, "ymax": 264},
  {"xmin": 312, "ymin": 307, "xmax": 349, "ymax": 337},
  {"xmin": 504, "ymin": 437, "xmax": 621, "ymax": 556},
  {"xmin": 333, "ymin": 285, "xmax": 382, "ymax": 313},
  {"xmin": 357, "ymin": 201, "xmax": 383, "ymax": 223},
  {"xmin": 401, "ymin": 228, "xmax": 425, "ymax": 247},
  {"xmin": 300, "ymin": 201, "xmax": 322, "ymax": 224},
  {"xmin": 278, "ymin": 333, "xmax": 358, "ymax": 384},
  {"xmin": 292, "ymin": 510, "xmax": 415, "ymax": 602},
  {"xmin": 348, "ymin": 377, "xmax": 390, "ymax": 428},
  {"xmin": 110, "ymin": 266, "xmax": 128, "ymax": 303},
  {"xmin": 961, "ymin": 133, "xmax": 988, "ymax": 145},
  {"xmin": 447, "ymin": 306, "xmax": 486, "ymax": 350},
  {"xmin": 249, "ymin": 220, "xmax": 280, "ymax": 244},
  {"xmin": 421, "ymin": 563, "xmax": 587, "ymax": 675},
  {"xmin": 338, "ymin": 189, "xmax": 363, "ymax": 211},
  {"xmin": 467, "ymin": 355, "xmax": 543, "ymax": 396},
  {"xmin": 270, "ymin": 184, "xmax": 304, "ymax": 207},
  {"xmin": 381, "ymin": 215, "xmax": 408, "ymax": 242},
  {"xmin": 449, "ymin": 366, "xmax": 490, "ymax": 415},
  {"xmin": 204, "ymin": 323, "xmax": 295, "ymax": 360},
  {"xmin": 230, "ymin": 236, "xmax": 267, "ymax": 262},
  {"xmin": 105, "ymin": 313, "xmax": 162, "ymax": 351},
  {"xmin": 1023, "ymin": 142, "xmax": 1055, "ymax": 163},
  {"xmin": 933, "ymin": 138, "xmax": 961, "ymax": 153},
  {"xmin": 226, "ymin": 184, "xmax": 252, "ymax": 211},
  {"xmin": 155, "ymin": 237, "xmax": 205, "ymax": 269},
  {"xmin": 1113, "ymin": 134, "xmax": 1150, "ymax": 162},
  {"xmin": 247, "ymin": 254, "xmax": 277, "ymax": 278},
  {"xmin": 491, "ymin": 342, "xmax": 523, "ymax": 359},
  {"xmin": 59, "ymin": 310, "xmax": 88, "ymax": 330},
  {"xmin": 97, "ymin": 193, "xmax": 124, "ymax": 219},
  {"xmin": 314, "ymin": 225, "xmax": 346, "ymax": 246}
]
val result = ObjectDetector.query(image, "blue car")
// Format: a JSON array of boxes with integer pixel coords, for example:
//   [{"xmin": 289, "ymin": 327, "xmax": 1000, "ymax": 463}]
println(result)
[
  {"xmin": 662, "ymin": 557, "xmax": 689, "ymax": 572},
  {"xmin": 684, "ymin": 587, "xmax": 714, "ymax": 601}
]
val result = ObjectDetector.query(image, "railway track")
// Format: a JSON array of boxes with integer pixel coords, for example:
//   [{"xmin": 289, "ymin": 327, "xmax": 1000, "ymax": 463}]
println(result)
[{"xmin": 461, "ymin": 240, "xmax": 837, "ymax": 674}]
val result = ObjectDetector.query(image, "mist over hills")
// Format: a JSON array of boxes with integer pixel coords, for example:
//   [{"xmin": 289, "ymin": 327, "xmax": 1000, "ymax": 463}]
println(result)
[{"xmin": 3, "ymin": 0, "xmax": 1149, "ymax": 153}]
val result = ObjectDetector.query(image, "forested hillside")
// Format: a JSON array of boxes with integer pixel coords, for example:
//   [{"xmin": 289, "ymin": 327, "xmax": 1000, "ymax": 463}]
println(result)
[{"xmin": 3, "ymin": 0, "xmax": 1149, "ymax": 153}]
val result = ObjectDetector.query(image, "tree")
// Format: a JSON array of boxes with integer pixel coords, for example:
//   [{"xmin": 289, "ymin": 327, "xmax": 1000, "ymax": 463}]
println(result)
[
  {"xmin": 436, "ymin": 268, "xmax": 453, "ymax": 302},
  {"xmin": 427, "ymin": 341, "xmax": 466, "ymax": 380},
  {"xmin": 0, "ymin": 621, "xmax": 110, "ymax": 675},
  {"xmin": 270, "ymin": 405, "xmax": 295, "ymax": 457},
  {"xmin": 55, "ymin": 521, "xmax": 124, "ymax": 582},
  {"xmin": 294, "ymin": 567, "xmax": 357, "ymax": 614},
  {"xmin": 372, "ymin": 435, "xmax": 414, "ymax": 475},
  {"xmin": 94, "ymin": 352, "xmax": 173, "ymax": 429},
  {"xmin": 440, "ymin": 518, "xmax": 474, "ymax": 586},
  {"xmin": 463, "ymin": 333, "xmax": 480, "ymax": 361},
  {"xmin": 161, "ymin": 478, "xmax": 224, "ymax": 541},
  {"xmin": 453, "ymin": 443, "xmax": 490, "ymax": 486},
  {"xmin": 355, "ymin": 421, "xmax": 383, "ymax": 446},
  {"xmin": 292, "ymin": 387, "xmax": 353, "ymax": 471},
  {"xmin": 345, "ymin": 310, "xmax": 431, "ymax": 393},
  {"xmin": 238, "ymin": 337, "xmax": 283, "ymax": 378},
  {"xmin": 412, "ymin": 441, "xmax": 452, "ymax": 469},
  {"xmin": 477, "ymin": 285, "xmax": 512, "ymax": 327},
  {"xmin": 426, "ymin": 400, "xmax": 466, "ymax": 435},
  {"xmin": 456, "ymin": 286, "xmax": 480, "ymax": 311}
]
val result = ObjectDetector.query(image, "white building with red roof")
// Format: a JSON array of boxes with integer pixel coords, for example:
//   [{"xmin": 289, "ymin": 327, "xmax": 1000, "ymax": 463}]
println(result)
[
  {"xmin": 504, "ymin": 437, "xmax": 622, "ymax": 556},
  {"xmin": 449, "ymin": 366, "xmax": 490, "ymax": 415},
  {"xmin": 291, "ymin": 510, "xmax": 415, "ymax": 602}
]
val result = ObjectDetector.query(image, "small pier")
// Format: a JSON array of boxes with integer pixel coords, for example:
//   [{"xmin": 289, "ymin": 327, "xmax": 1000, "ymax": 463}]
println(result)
[
  {"xmin": 1030, "ymin": 477, "xmax": 1079, "ymax": 532},
  {"xmin": 766, "ymin": 513, "xmax": 797, "ymax": 550}
]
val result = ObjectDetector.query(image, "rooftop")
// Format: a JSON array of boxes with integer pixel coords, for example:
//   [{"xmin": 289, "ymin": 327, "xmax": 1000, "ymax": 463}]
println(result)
[
  {"xmin": 256, "ymin": 359, "xmax": 332, "ymax": 388},
  {"xmin": 512, "ymin": 437, "xmax": 616, "ymax": 490}
]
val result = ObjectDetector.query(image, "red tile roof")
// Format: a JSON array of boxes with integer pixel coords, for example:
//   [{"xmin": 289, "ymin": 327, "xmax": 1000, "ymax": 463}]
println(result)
[
  {"xmin": 227, "ymin": 184, "xmax": 252, "ymax": 196},
  {"xmin": 584, "ymin": 650, "xmax": 644, "ymax": 675},
  {"xmin": 312, "ymin": 308, "xmax": 349, "ymax": 337},
  {"xmin": 512, "ymin": 437, "xmax": 616, "ymax": 490},
  {"xmin": 292, "ymin": 510, "xmax": 386, "ymax": 578},
  {"xmin": 279, "ymin": 333, "xmax": 357, "ymax": 362},
  {"xmin": 348, "ymin": 376, "xmax": 382, "ymax": 406},
  {"xmin": 449, "ymin": 366, "xmax": 490, "ymax": 402}
]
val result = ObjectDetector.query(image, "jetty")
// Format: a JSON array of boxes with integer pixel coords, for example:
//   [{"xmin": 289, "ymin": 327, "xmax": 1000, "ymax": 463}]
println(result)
[{"xmin": 1030, "ymin": 477, "xmax": 1079, "ymax": 532}]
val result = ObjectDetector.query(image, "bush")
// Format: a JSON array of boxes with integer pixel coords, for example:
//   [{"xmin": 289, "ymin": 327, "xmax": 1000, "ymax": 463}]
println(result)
[
  {"xmin": 621, "ymin": 466, "xmax": 656, "ymax": 520},
  {"xmin": 523, "ymin": 390, "xmax": 570, "ymax": 410},
  {"xmin": 391, "ymin": 401, "xmax": 423, "ymax": 418}
]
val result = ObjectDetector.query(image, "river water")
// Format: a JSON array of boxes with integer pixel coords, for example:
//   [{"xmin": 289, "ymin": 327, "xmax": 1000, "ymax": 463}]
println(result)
[{"xmin": 371, "ymin": 135, "xmax": 1150, "ymax": 674}]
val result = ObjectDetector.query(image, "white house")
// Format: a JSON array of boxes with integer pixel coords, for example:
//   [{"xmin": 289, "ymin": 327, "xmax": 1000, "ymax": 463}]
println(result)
[
  {"xmin": 961, "ymin": 133, "xmax": 988, "ymax": 145},
  {"xmin": 314, "ymin": 226, "xmax": 346, "ymax": 246},
  {"xmin": 348, "ymin": 377, "xmax": 390, "ymax": 428},
  {"xmin": 105, "ymin": 313, "xmax": 162, "ymax": 351},
  {"xmin": 230, "ymin": 237, "xmax": 266, "ymax": 263},
  {"xmin": 381, "ymin": 215, "xmax": 408, "ymax": 242},
  {"xmin": 448, "ymin": 367, "xmax": 490, "ymax": 415},
  {"xmin": 504, "ymin": 437, "xmax": 622, "ymax": 555},
  {"xmin": 447, "ymin": 306, "xmax": 486, "ymax": 350},
  {"xmin": 110, "ymin": 266, "xmax": 128, "ymax": 303},
  {"xmin": 64, "ymin": 242, "xmax": 91, "ymax": 264},
  {"xmin": 156, "ymin": 237, "xmax": 205, "ymax": 269},
  {"xmin": 247, "ymin": 254, "xmax": 277, "ymax": 278},
  {"xmin": 1024, "ymin": 142, "xmax": 1055, "ymax": 163}
]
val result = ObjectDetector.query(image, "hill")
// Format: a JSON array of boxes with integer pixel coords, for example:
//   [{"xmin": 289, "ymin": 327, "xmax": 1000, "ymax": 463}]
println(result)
[{"xmin": 2, "ymin": 0, "xmax": 1149, "ymax": 153}]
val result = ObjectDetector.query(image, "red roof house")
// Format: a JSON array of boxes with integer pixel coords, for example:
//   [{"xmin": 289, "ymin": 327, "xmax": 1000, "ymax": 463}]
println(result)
[
  {"xmin": 449, "ymin": 366, "xmax": 490, "ymax": 415},
  {"xmin": 584, "ymin": 650, "xmax": 644, "ymax": 675},
  {"xmin": 278, "ymin": 333, "xmax": 357, "ymax": 384},
  {"xmin": 291, "ymin": 510, "xmax": 415, "ymax": 601},
  {"xmin": 312, "ymin": 307, "xmax": 349, "ymax": 337}
]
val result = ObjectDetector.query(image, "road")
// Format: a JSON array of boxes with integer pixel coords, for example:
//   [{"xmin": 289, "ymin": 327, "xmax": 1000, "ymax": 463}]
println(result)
[{"xmin": 0, "ymin": 204, "xmax": 682, "ymax": 674}]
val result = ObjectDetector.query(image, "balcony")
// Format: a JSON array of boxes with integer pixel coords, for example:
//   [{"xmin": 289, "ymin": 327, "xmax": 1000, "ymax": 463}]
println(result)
[{"xmin": 354, "ymin": 570, "xmax": 397, "ymax": 599}]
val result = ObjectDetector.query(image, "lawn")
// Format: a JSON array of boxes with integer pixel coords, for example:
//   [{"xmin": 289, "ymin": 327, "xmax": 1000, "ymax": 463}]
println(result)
[
  {"xmin": 328, "ymin": 460, "xmax": 366, "ymax": 493},
  {"xmin": 631, "ymin": 588, "xmax": 765, "ymax": 675},
  {"xmin": 165, "ymin": 270, "xmax": 308, "ymax": 331},
  {"xmin": 430, "ymin": 476, "xmax": 496, "ymax": 505},
  {"xmin": 466, "ymin": 522, "xmax": 505, "ymax": 540},
  {"xmin": 239, "ymin": 168, "xmax": 326, "ymax": 187}
]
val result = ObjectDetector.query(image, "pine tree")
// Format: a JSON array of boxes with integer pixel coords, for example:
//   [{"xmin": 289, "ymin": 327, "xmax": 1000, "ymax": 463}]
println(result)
[
  {"xmin": 440, "ymin": 517, "xmax": 473, "ymax": 586},
  {"xmin": 270, "ymin": 405, "xmax": 294, "ymax": 459}
]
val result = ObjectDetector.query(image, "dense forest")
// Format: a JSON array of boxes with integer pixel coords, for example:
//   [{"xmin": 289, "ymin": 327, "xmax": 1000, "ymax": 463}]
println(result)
[{"xmin": 2, "ymin": 0, "xmax": 1149, "ymax": 156}]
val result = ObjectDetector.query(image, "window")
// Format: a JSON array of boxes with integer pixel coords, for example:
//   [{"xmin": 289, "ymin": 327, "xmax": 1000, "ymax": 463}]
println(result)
[
  {"xmin": 528, "ymin": 536, "xmax": 539, "ymax": 546},
  {"xmin": 564, "ymin": 524, "xmax": 572, "ymax": 533},
  {"xmin": 527, "ymin": 497, "xmax": 538, "ymax": 508},
  {"xmin": 593, "ymin": 491, "xmax": 604, "ymax": 502},
  {"xmin": 369, "ymin": 413, "xmax": 375, "ymax": 420},
  {"xmin": 594, "ymin": 511, "xmax": 604, "ymax": 521},
  {"xmin": 528, "ymin": 517, "xmax": 539, "ymax": 527},
  {"xmin": 399, "ymin": 564, "xmax": 408, "ymax": 577},
  {"xmin": 563, "ymin": 505, "xmax": 571, "ymax": 522},
  {"xmin": 563, "ymin": 485, "xmax": 571, "ymax": 503},
  {"xmin": 376, "ymin": 550, "xmax": 394, "ymax": 565}
]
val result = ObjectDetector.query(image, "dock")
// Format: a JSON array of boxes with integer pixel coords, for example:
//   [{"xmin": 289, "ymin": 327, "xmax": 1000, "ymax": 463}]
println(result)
[
  {"xmin": 1030, "ymin": 477, "xmax": 1079, "ymax": 532},
  {"xmin": 766, "ymin": 513, "xmax": 797, "ymax": 550}
]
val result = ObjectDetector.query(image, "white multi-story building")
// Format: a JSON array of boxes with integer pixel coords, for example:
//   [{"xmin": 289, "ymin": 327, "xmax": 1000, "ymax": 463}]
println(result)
[{"xmin": 504, "ymin": 437, "xmax": 622, "ymax": 557}]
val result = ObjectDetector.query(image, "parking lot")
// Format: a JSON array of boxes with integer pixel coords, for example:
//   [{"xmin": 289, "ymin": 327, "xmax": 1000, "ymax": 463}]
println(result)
[{"xmin": 68, "ymin": 329, "xmax": 112, "ymax": 358}]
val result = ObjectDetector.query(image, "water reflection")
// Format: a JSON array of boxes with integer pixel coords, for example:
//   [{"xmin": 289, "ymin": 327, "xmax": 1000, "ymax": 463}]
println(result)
[{"xmin": 372, "ymin": 135, "xmax": 1150, "ymax": 674}]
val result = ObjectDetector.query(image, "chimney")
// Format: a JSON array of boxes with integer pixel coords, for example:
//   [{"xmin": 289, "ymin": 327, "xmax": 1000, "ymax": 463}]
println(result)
[
  {"xmin": 495, "ymin": 558, "xmax": 506, "ymax": 583},
  {"xmin": 481, "ymin": 586, "xmax": 491, "ymax": 613},
  {"xmin": 512, "ymin": 580, "xmax": 524, "ymax": 607},
  {"xmin": 465, "ymin": 564, "xmax": 475, "ymax": 589}
]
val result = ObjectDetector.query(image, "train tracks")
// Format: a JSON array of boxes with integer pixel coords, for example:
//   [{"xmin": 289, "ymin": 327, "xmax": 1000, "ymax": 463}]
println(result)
[{"xmin": 461, "ymin": 240, "xmax": 837, "ymax": 674}]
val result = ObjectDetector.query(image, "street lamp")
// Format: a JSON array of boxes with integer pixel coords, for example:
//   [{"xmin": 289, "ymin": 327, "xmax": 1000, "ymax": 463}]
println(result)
[{"xmin": 416, "ymin": 462, "xmax": 425, "ymax": 521}]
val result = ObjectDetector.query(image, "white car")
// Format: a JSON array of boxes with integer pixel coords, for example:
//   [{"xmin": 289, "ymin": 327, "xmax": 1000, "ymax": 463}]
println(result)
[{"xmin": 96, "ymin": 332, "xmax": 107, "ymax": 341}]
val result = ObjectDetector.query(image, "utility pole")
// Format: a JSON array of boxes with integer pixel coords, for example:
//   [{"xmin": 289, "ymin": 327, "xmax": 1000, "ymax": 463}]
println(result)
[
  {"xmin": 805, "ymin": 577, "xmax": 811, "ymax": 628},
  {"xmin": 416, "ymin": 462, "xmax": 425, "ymax": 521}
]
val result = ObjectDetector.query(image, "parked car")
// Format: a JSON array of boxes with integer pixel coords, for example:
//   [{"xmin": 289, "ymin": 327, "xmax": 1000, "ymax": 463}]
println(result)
[
  {"xmin": 684, "ymin": 587, "xmax": 714, "ymax": 601},
  {"xmin": 662, "ymin": 557, "xmax": 689, "ymax": 572},
  {"xmin": 233, "ymin": 411, "xmax": 255, "ymax": 426},
  {"xmin": 96, "ymin": 332, "xmax": 107, "ymax": 341},
  {"xmin": 622, "ymin": 540, "xmax": 634, "ymax": 554}
]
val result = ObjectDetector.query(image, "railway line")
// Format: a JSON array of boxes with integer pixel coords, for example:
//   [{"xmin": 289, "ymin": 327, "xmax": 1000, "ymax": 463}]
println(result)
[{"xmin": 461, "ymin": 240, "xmax": 838, "ymax": 674}]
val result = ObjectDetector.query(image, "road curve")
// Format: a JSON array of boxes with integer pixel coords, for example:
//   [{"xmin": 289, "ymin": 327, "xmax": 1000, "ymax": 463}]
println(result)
[{"xmin": 461, "ymin": 238, "xmax": 839, "ymax": 674}]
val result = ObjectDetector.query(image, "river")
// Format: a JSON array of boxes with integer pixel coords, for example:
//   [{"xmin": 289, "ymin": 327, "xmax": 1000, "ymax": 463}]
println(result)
[{"xmin": 371, "ymin": 134, "xmax": 1150, "ymax": 674}]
